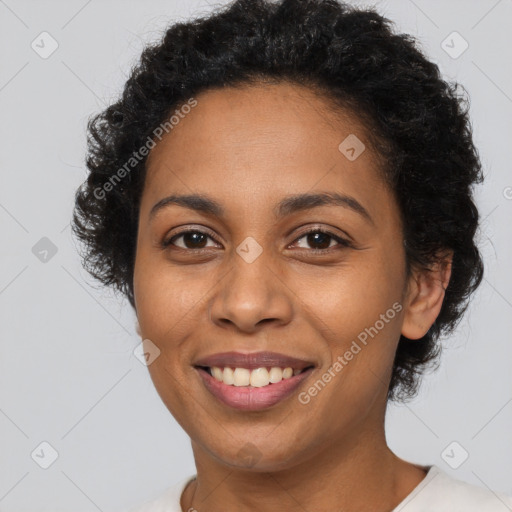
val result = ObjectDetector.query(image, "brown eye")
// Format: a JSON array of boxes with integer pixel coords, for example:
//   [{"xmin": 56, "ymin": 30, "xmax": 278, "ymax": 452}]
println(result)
[
  {"xmin": 163, "ymin": 230, "xmax": 218, "ymax": 250},
  {"xmin": 292, "ymin": 228, "xmax": 351, "ymax": 252},
  {"xmin": 161, "ymin": 227, "xmax": 351, "ymax": 253}
]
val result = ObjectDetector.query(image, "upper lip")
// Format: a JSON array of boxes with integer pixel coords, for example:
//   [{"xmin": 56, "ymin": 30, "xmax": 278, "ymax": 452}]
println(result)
[{"xmin": 193, "ymin": 351, "xmax": 316, "ymax": 370}]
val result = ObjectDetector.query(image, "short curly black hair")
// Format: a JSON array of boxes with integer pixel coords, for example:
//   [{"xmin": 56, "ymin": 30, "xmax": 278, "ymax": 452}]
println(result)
[{"xmin": 72, "ymin": 0, "xmax": 484, "ymax": 402}]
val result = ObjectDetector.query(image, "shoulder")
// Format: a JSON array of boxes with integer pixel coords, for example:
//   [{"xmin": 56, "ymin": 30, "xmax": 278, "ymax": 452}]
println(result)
[
  {"xmin": 126, "ymin": 475, "xmax": 197, "ymax": 512},
  {"xmin": 395, "ymin": 465, "xmax": 512, "ymax": 511}
]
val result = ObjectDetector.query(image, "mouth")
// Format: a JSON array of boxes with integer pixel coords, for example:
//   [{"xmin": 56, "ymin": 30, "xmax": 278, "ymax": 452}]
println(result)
[
  {"xmin": 193, "ymin": 364, "xmax": 316, "ymax": 411},
  {"xmin": 195, "ymin": 364, "xmax": 315, "ymax": 386}
]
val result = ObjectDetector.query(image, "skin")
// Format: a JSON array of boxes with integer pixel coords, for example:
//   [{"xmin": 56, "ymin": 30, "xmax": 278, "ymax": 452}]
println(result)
[{"xmin": 133, "ymin": 82, "xmax": 452, "ymax": 512}]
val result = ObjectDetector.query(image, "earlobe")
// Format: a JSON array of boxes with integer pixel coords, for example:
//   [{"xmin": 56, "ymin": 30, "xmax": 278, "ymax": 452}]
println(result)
[{"xmin": 401, "ymin": 251, "xmax": 453, "ymax": 340}]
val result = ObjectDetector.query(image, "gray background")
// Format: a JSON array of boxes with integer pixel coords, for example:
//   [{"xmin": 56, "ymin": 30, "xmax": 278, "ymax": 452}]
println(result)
[{"xmin": 0, "ymin": 0, "xmax": 511, "ymax": 510}]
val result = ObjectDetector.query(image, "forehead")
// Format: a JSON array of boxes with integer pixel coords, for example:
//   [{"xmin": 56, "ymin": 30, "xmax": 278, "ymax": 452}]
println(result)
[
  {"xmin": 143, "ymin": 82, "xmax": 389, "ymax": 219},
  {"xmin": 148, "ymin": 82, "xmax": 368, "ymax": 157}
]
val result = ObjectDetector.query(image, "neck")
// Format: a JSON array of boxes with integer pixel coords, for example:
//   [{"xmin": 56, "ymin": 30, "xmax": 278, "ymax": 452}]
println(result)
[{"xmin": 181, "ymin": 423, "xmax": 427, "ymax": 512}]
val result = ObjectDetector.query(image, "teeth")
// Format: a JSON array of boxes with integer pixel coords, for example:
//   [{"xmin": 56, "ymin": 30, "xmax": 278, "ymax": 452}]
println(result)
[
  {"xmin": 233, "ymin": 368, "xmax": 250, "ymax": 386},
  {"xmin": 211, "ymin": 366, "xmax": 224, "ymax": 381},
  {"xmin": 223, "ymin": 367, "xmax": 234, "ymax": 385},
  {"xmin": 283, "ymin": 367, "xmax": 294, "ymax": 379},
  {"xmin": 270, "ymin": 367, "xmax": 284, "ymax": 382},
  {"xmin": 209, "ymin": 366, "xmax": 304, "ymax": 387}
]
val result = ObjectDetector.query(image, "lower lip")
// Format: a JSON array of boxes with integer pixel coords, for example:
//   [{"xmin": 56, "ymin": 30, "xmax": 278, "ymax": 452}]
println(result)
[{"xmin": 195, "ymin": 367, "xmax": 315, "ymax": 411}]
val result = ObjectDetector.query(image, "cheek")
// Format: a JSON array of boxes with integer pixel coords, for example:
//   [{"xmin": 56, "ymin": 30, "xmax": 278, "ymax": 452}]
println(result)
[
  {"xmin": 306, "ymin": 257, "xmax": 404, "ymax": 332},
  {"xmin": 133, "ymin": 255, "xmax": 204, "ymax": 413},
  {"xmin": 133, "ymin": 249, "xmax": 212, "ymax": 343},
  {"xmin": 302, "ymin": 251, "xmax": 405, "ymax": 381},
  {"xmin": 302, "ymin": 278, "xmax": 403, "ymax": 423},
  {"xmin": 135, "ymin": 281, "xmax": 188, "ymax": 339}
]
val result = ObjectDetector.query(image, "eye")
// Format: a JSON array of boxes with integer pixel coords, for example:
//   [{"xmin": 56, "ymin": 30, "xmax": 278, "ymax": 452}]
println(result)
[
  {"xmin": 161, "ymin": 227, "xmax": 352, "ymax": 253},
  {"xmin": 290, "ymin": 228, "xmax": 352, "ymax": 253},
  {"xmin": 162, "ymin": 229, "xmax": 219, "ymax": 250}
]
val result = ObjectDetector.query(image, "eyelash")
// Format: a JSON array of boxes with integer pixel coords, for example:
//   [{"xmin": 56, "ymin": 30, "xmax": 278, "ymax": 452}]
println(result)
[{"xmin": 162, "ymin": 227, "xmax": 352, "ymax": 254}]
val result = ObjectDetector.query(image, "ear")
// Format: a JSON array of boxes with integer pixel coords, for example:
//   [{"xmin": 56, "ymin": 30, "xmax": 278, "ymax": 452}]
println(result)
[
  {"xmin": 401, "ymin": 250, "xmax": 453, "ymax": 340},
  {"xmin": 135, "ymin": 320, "xmax": 142, "ymax": 337}
]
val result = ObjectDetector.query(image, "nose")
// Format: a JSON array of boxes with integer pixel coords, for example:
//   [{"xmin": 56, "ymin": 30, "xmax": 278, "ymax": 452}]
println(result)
[{"xmin": 208, "ymin": 248, "xmax": 294, "ymax": 334}]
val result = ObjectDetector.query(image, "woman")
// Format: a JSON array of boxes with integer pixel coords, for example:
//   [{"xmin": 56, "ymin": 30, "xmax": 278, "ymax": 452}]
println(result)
[{"xmin": 72, "ymin": 0, "xmax": 512, "ymax": 510}]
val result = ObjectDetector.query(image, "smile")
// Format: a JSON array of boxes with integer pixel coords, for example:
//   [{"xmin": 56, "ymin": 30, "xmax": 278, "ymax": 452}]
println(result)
[{"xmin": 195, "ymin": 365, "xmax": 315, "ymax": 410}]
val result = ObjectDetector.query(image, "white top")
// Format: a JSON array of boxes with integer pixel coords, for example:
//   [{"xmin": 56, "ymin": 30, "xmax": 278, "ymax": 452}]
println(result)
[{"xmin": 127, "ymin": 464, "xmax": 512, "ymax": 512}]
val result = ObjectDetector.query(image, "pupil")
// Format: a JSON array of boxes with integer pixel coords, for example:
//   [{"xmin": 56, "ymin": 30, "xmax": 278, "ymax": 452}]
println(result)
[
  {"xmin": 185, "ymin": 232, "xmax": 207, "ymax": 249},
  {"xmin": 308, "ymin": 232, "xmax": 330, "ymax": 249},
  {"xmin": 181, "ymin": 232, "xmax": 331, "ymax": 250}
]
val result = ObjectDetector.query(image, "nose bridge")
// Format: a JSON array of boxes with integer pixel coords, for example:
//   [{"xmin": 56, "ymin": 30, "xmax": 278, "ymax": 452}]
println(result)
[
  {"xmin": 209, "ymin": 234, "xmax": 292, "ymax": 331},
  {"xmin": 233, "ymin": 236, "xmax": 272, "ymax": 295}
]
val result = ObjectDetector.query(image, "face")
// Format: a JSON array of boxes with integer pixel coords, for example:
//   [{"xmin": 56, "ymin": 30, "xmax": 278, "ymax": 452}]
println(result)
[{"xmin": 133, "ymin": 82, "xmax": 412, "ymax": 471}]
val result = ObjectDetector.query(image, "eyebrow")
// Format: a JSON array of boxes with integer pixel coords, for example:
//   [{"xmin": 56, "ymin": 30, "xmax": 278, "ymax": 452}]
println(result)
[{"xmin": 149, "ymin": 191, "xmax": 374, "ymax": 225}]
